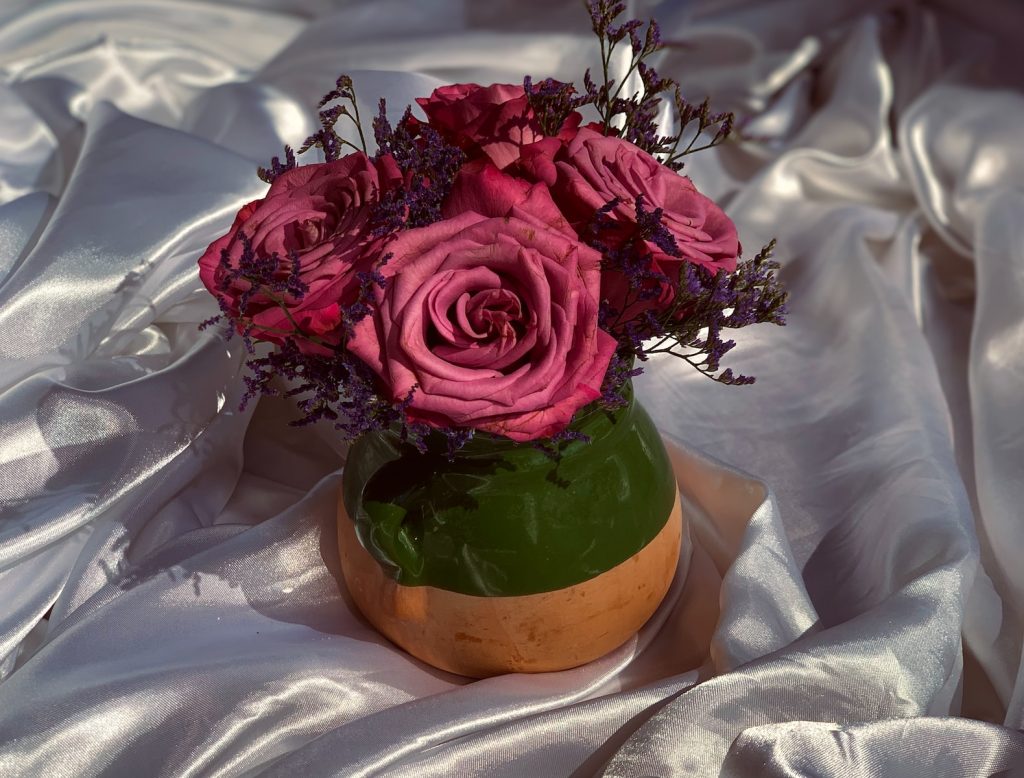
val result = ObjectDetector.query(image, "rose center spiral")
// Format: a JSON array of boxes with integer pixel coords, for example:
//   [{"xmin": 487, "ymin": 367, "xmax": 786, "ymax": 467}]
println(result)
[
  {"xmin": 425, "ymin": 268, "xmax": 536, "ymax": 372},
  {"xmin": 456, "ymin": 288, "xmax": 524, "ymax": 341},
  {"xmin": 284, "ymin": 214, "xmax": 337, "ymax": 251}
]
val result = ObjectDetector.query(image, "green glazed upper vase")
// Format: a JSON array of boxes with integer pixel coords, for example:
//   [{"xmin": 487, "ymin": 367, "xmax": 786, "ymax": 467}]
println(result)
[{"xmin": 342, "ymin": 383, "xmax": 677, "ymax": 595}]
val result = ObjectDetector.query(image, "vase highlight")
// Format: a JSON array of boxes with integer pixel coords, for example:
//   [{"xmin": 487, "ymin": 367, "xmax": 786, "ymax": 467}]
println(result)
[{"xmin": 338, "ymin": 386, "xmax": 687, "ymax": 677}]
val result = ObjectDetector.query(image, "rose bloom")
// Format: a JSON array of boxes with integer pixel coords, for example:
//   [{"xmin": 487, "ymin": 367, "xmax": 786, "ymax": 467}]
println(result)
[
  {"xmin": 348, "ymin": 208, "xmax": 616, "ymax": 442},
  {"xmin": 198, "ymin": 152, "xmax": 401, "ymax": 350},
  {"xmin": 536, "ymin": 127, "xmax": 740, "ymax": 318},
  {"xmin": 416, "ymin": 82, "xmax": 581, "ymax": 170},
  {"xmin": 441, "ymin": 158, "xmax": 573, "ymax": 237}
]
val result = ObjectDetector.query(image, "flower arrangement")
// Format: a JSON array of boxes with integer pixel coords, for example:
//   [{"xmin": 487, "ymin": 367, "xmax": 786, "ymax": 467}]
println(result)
[{"xmin": 199, "ymin": 0, "xmax": 788, "ymax": 455}]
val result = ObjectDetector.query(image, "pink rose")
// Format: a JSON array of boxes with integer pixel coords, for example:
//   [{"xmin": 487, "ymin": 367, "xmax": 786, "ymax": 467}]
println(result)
[
  {"xmin": 348, "ymin": 211, "xmax": 616, "ymax": 441},
  {"xmin": 198, "ymin": 152, "xmax": 402, "ymax": 350},
  {"xmin": 442, "ymin": 158, "xmax": 573, "ymax": 237},
  {"xmin": 551, "ymin": 127, "xmax": 740, "ymax": 317},
  {"xmin": 416, "ymin": 82, "xmax": 581, "ymax": 170}
]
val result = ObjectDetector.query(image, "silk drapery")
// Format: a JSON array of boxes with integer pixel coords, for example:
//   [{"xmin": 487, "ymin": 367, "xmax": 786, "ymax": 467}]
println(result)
[{"xmin": 1, "ymin": 1, "xmax": 1024, "ymax": 775}]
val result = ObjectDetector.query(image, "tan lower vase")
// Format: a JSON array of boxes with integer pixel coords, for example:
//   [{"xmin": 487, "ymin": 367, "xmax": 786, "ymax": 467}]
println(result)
[
  {"xmin": 338, "ymin": 488, "xmax": 684, "ymax": 677},
  {"xmin": 337, "ymin": 383, "xmax": 685, "ymax": 678}
]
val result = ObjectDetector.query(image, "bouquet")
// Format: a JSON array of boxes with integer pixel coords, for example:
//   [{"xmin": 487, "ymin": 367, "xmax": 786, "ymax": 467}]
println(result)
[{"xmin": 198, "ymin": 0, "xmax": 788, "ymax": 456}]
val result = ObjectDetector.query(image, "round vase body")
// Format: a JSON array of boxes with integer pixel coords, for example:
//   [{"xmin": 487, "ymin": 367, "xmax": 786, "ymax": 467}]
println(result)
[{"xmin": 338, "ymin": 389, "xmax": 685, "ymax": 677}]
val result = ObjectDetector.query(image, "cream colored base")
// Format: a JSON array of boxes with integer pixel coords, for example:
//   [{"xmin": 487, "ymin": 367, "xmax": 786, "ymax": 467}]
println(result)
[{"xmin": 337, "ymin": 489, "xmax": 684, "ymax": 678}]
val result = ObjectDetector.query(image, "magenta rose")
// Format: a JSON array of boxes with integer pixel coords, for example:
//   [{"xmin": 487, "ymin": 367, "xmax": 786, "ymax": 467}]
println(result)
[
  {"xmin": 442, "ymin": 158, "xmax": 573, "ymax": 237},
  {"xmin": 198, "ymin": 152, "xmax": 402, "ymax": 350},
  {"xmin": 416, "ymin": 82, "xmax": 581, "ymax": 170},
  {"xmin": 348, "ymin": 211, "xmax": 616, "ymax": 441},
  {"xmin": 549, "ymin": 127, "xmax": 740, "ymax": 317}
]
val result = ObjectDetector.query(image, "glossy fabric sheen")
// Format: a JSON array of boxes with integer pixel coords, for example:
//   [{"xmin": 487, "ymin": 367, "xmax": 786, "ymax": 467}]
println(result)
[{"xmin": 0, "ymin": 0, "xmax": 1023, "ymax": 775}]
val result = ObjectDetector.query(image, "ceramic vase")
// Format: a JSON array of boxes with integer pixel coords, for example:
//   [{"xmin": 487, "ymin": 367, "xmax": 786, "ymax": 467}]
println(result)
[{"xmin": 337, "ymin": 384, "xmax": 686, "ymax": 677}]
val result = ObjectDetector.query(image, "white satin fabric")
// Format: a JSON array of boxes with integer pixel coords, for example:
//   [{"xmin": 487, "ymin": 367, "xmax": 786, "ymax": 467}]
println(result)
[{"xmin": 1, "ymin": 0, "xmax": 1023, "ymax": 775}]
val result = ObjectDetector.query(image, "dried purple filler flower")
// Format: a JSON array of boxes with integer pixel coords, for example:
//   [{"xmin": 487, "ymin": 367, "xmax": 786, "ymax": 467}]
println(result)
[
  {"xmin": 589, "ymin": 194, "xmax": 787, "ymax": 397},
  {"xmin": 372, "ymin": 100, "xmax": 466, "ymax": 232},
  {"xmin": 564, "ymin": 0, "xmax": 734, "ymax": 170},
  {"xmin": 522, "ymin": 76, "xmax": 589, "ymax": 138},
  {"xmin": 258, "ymin": 75, "xmax": 367, "ymax": 184}
]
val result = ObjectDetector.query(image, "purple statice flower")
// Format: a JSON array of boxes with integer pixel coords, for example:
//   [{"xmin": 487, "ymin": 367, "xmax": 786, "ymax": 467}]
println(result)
[
  {"xmin": 298, "ymin": 74, "xmax": 368, "ymax": 161},
  {"xmin": 587, "ymin": 0, "xmax": 628, "ymax": 39},
  {"xmin": 580, "ymin": 0, "xmax": 733, "ymax": 167},
  {"xmin": 532, "ymin": 426, "xmax": 593, "ymax": 466},
  {"xmin": 209, "ymin": 233, "xmax": 310, "ymax": 344},
  {"xmin": 338, "ymin": 261, "xmax": 389, "ymax": 338},
  {"xmin": 395, "ymin": 416, "xmax": 482, "ymax": 461},
  {"xmin": 257, "ymin": 146, "xmax": 296, "ymax": 185},
  {"xmin": 633, "ymin": 195, "xmax": 682, "ymax": 259},
  {"xmin": 588, "ymin": 196, "xmax": 674, "ymax": 337},
  {"xmin": 599, "ymin": 349, "xmax": 644, "ymax": 409},
  {"xmin": 589, "ymin": 198, "xmax": 787, "ymax": 393},
  {"xmin": 522, "ymin": 76, "xmax": 590, "ymax": 137},
  {"xmin": 441, "ymin": 427, "xmax": 476, "ymax": 460},
  {"xmin": 258, "ymin": 75, "xmax": 367, "ymax": 185},
  {"xmin": 644, "ymin": 238, "xmax": 786, "ymax": 386},
  {"xmin": 372, "ymin": 100, "xmax": 465, "ymax": 233}
]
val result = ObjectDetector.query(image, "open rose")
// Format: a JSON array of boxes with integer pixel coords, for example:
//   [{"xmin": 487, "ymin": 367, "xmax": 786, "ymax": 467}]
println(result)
[
  {"xmin": 198, "ymin": 152, "xmax": 401, "ymax": 349},
  {"xmin": 416, "ymin": 82, "xmax": 581, "ymax": 170},
  {"xmin": 549, "ymin": 127, "xmax": 740, "ymax": 317},
  {"xmin": 348, "ymin": 211, "xmax": 616, "ymax": 441}
]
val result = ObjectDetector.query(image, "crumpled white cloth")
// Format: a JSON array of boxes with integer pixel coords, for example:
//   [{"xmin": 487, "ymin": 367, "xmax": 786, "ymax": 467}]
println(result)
[{"xmin": 1, "ymin": 0, "xmax": 1023, "ymax": 775}]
